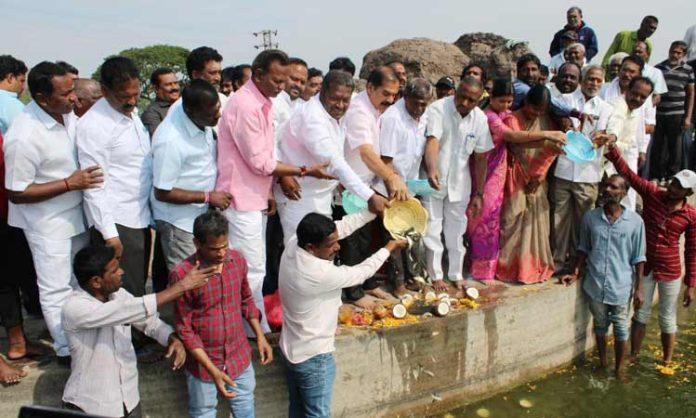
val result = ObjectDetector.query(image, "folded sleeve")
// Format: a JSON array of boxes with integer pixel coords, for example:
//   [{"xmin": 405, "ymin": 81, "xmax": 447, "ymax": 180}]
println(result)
[
  {"xmin": 3, "ymin": 130, "xmax": 39, "ymax": 191},
  {"xmin": 152, "ymin": 133, "xmax": 182, "ymax": 191}
]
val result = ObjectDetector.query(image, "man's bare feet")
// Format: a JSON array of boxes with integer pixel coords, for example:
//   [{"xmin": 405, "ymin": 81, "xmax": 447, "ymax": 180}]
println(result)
[
  {"xmin": 352, "ymin": 296, "xmax": 376, "ymax": 311},
  {"xmin": 366, "ymin": 287, "xmax": 395, "ymax": 301},
  {"xmin": 394, "ymin": 283, "xmax": 408, "ymax": 298},
  {"xmin": 8, "ymin": 339, "xmax": 52, "ymax": 360},
  {"xmin": 0, "ymin": 357, "xmax": 27, "ymax": 386},
  {"xmin": 432, "ymin": 280, "xmax": 449, "ymax": 293}
]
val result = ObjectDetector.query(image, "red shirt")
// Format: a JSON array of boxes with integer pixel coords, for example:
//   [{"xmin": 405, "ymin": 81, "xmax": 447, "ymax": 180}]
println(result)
[
  {"xmin": 170, "ymin": 250, "xmax": 261, "ymax": 381},
  {"xmin": 608, "ymin": 147, "xmax": 696, "ymax": 287}
]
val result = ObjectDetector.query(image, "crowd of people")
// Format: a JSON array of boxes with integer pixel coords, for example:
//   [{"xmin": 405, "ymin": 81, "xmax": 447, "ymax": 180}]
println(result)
[{"xmin": 0, "ymin": 7, "xmax": 696, "ymax": 418}]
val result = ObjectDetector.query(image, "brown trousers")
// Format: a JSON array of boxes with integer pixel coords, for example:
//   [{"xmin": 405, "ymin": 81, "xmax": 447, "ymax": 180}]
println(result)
[{"xmin": 552, "ymin": 178, "xmax": 598, "ymax": 273}]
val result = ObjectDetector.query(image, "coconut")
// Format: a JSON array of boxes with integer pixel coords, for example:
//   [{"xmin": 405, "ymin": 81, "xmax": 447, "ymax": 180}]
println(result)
[
  {"xmin": 432, "ymin": 301, "xmax": 450, "ymax": 317},
  {"xmin": 424, "ymin": 291, "xmax": 437, "ymax": 303},
  {"xmin": 519, "ymin": 398, "xmax": 533, "ymax": 408},
  {"xmin": 400, "ymin": 293, "xmax": 415, "ymax": 308},
  {"xmin": 466, "ymin": 287, "xmax": 480, "ymax": 300},
  {"xmin": 437, "ymin": 293, "xmax": 451, "ymax": 303},
  {"xmin": 392, "ymin": 303, "xmax": 408, "ymax": 319}
]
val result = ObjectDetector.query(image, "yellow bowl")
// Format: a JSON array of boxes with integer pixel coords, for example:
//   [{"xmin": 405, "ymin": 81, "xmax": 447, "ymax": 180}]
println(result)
[{"xmin": 383, "ymin": 198, "xmax": 428, "ymax": 239}]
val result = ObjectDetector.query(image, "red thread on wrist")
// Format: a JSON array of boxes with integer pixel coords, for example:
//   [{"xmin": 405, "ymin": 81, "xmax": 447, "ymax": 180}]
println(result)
[{"xmin": 64, "ymin": 178, "xmax": 70, "ymax": 191}]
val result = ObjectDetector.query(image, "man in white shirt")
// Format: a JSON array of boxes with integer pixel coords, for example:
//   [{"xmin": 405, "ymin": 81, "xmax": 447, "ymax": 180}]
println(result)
[
  {"xmin": 4, "ymin": 62, "xmax": 101, "ymax": 360},
  {"xmin": 548, "ymin": 31, "xmax": 578, "ymax": 75},
  {"xmin": 600, "ymin": 55, "xmax": 653, "ymax": 209},
  {"xmin": 423, "ymin": 77, "xmax": 493, "ymax": 293},
  {"xmin": 62, "ymin": 244, "xmax": 215, "ymax": 417},
  {"xmin": 633, "ymin": 41, "xmax": 668, "ymax": 103},
  {"xmin": 341, "ymin": 68, "xmax": 406, "ymax": 307},
  {"xmin": 379, "ymin": 77, "xmax": 431, "ymax": 294},
  {"xmin": 276, "ymin": 70, "xmax": 387, "ymax": 244},
  {"xmin": 272, "ymin": 57, "xmax": 308, "ymax": 144},
  {"xmin": 279, "ymin": 210, "xmax": 406, "ymax": 418},
  {"xmin": 153, "ymin": 80, "xmax": 232, "ymax": 271},
  {"xmin": 301, "ymin": 67, "xmax": 323, "ymax": 102},
  {"xmin": 551, "ymin": 64, "xmax": 613, "ymax": 274},
  {"xmin": 77, "ymin": 56, "xmax": 154, "ymax": 311}
]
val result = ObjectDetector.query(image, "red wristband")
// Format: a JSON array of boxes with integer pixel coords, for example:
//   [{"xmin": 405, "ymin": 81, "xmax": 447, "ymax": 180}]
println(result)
[
  {"xmin": 299, "ymin": 165, "xmax": 307, "ymax": 177},
  {"xmin": 64, "ymin": 178, "xmax": 70, "ymax": 191}
]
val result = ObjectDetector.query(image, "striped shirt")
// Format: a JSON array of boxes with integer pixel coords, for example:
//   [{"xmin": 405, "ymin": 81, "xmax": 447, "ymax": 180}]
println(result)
[
  {"xmin": 607, "ymin": 147, "xmax": 696, "ymax": 287},
  {"xmin": 655, "ymin": 60, "xmax": 695, "ymax": 116}
]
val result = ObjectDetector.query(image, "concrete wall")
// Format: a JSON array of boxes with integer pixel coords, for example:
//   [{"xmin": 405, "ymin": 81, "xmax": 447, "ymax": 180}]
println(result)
[{"xmin": 0, "ymin": 281, "xmax": 593, "ymax": 417}]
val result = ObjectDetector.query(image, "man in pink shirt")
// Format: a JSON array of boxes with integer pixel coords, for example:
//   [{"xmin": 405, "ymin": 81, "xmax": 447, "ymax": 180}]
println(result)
[{"xmin": 216, "ymin": 49, "xmax": 330, "ymax": 333}]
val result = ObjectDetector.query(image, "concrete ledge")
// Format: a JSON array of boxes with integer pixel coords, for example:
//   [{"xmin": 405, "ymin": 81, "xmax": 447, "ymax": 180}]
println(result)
[{"xmin": 0, "ymin": 280, "xmax": 593, "ymax": 417}]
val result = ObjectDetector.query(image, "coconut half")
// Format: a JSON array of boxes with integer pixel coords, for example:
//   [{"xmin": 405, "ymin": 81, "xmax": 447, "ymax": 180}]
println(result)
[
  {"xmin": 466, "ymin": 287, "xmax": 480, "ymax": 300},
  {"xmin": 392, "ymin": 303, "xmax": 408, "ymax": 319},
  {"xmin": 433, "ymin": 301, "xmax": 450, "ymax": 317}
]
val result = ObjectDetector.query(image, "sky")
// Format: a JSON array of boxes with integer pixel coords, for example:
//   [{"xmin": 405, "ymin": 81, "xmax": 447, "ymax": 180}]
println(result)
[{"xmin": 2, "ymin": 0, "xmax": 694, "ymax": 76}]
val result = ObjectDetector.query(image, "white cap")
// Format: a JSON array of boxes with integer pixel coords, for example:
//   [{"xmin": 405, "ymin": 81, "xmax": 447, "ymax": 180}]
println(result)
[{"xmin": 674, "ymin": 170, "xmax": 696, "ymax": 190}]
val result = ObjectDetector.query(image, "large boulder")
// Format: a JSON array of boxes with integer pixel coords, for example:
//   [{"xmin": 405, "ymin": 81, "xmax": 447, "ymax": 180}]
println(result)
[
  {"xmin": 453, "ymin": 32, "xmax": 533, "ymax": 78},
  {"xmin": 359, "ymin": 38, "xmax": 470, "ymax": 84}
]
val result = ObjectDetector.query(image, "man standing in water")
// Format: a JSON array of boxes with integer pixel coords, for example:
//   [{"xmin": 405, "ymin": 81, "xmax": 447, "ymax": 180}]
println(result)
[{"xmin": 562, "ymin": 174, "xmax": 646, "ymax": 379}]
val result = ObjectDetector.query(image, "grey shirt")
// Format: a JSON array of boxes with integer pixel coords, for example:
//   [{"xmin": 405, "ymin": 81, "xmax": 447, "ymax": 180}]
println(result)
[
  {"xmin": 141, "ymin": 99, "xmax": 172, "ymax": 136},
  {"xmin": 61, "ymin": 288, "xmax": 173, "ymax": 417}
]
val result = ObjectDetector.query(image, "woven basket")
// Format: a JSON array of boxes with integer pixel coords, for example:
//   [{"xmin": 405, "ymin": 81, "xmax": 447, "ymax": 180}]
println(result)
[{"xmin": 383, "ymin": 198, "xmax": 428, "ymax": 238}]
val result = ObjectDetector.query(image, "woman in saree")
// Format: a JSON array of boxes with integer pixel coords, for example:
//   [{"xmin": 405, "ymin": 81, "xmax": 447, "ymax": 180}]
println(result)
[
  {"xmin": 495, "ymin": 85, "xmax": 567, "ymax": 284},
  {"xmin": 468, "ymin": 81, "xmax": 566, "ymax": 282}
]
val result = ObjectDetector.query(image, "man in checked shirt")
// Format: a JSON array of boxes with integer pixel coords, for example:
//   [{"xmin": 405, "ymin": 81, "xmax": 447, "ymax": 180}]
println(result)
[{"xmin": 170, "ymin": 210, "xmax": 273, "ymax": 418}]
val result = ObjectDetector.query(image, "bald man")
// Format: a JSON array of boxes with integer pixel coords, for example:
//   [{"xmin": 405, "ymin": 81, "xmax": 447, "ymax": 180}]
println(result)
[{"xmin": 73, "ymin": 78, "xmax": 102, "ymax": 118}]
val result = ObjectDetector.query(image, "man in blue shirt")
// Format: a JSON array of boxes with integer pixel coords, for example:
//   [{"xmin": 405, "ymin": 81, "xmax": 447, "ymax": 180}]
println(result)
[
  {"xmin": 549, "ymin": 7, "xmax": 599, "ymax": 62},
  {"xmin": 152, "ymin": 79, "xmax": 232, "ymax": 271},
  {"xmin": 0, "ymin": 55, "xmax": 27, "ymax": 134},
  {"xmin": 562, "ymin": 174, "xmax": 646, "ymax": 379}
]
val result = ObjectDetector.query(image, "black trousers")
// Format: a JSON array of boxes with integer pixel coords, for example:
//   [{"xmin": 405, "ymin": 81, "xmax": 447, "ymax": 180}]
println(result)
[
  {"xmin": 90, "ymin": 225, "xmax": 150, "ymax": 298},
  {"xmin": 1, "ymin": 221, "xmax": 23, "ymax": 329},
  {"xmin": 263, "ymin": 212, "xmax": 284, "ymax": 295},
  {"xmin": 333, "ymin": 206, "xmax": 393, "ymax": 302},
  {"xmin": 64, "ymin": 402, "xmax": 142, "ymax": 418},
  {"xmin": 151, "ymin": 230, "xmax": 169, "ymax": 292},
  {"xmin": 650, "ymin": 114, "xmax": 685, "ymax": 180}
]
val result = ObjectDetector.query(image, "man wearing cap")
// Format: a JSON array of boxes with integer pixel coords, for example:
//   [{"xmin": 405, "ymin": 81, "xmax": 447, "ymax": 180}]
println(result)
[
  {"xmin": 435, "ymin": 77, "xmax": 455, "ymax": 99},
  {"xmin": 549, "ymin": 7, "xmax": 599, "ymax": 62},
  {"xmin": 597, "ymin": 99, "xmax": 696, "ymax": 367},
  {"xmin": 548, "ymin": 31, "xmax": 579, "ymax": 75}
]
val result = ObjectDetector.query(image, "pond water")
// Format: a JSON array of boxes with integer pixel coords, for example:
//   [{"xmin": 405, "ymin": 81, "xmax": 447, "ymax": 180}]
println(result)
[{"xmin": 439, "ymin": 304, "xmax": 696, "ymax": 418}]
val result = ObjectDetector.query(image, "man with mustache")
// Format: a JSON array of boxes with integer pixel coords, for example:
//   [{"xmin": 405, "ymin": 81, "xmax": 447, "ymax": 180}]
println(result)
[
  {"xmin": 272, "ymin": 57, "xmax": 308, "ymax": 144},
  {"xmin": 5, "ymin": 61, "xmax": 101, "ymax": 365},
  {"xmin": 340, "ymin": 67, "xmax": 405, "ymax": 309},
  {"xmin": 215, "ymin": 49, "xmax": 333, "ymax": 335},
  {"xmin": 301, "ymin": 67, "xmax": 323, "ymax": 102},
  {"xmin": 77, "ymin": 57, "xmax": 155, "ymax": 353},
  {"xmin": 276, "ymin": 70, "xmax": 388, "ymax": 244},
  {"xmin": 600, "ymin": 56, "xmax": 654, "ymax": 208},
  {"xmin": 549, "ymin": 7, "xmax": 599, "ymax": 62},
  {"xmin": 152, "ymin": 80, "xmax": 230, "ymax": 271},
  {"xmin": 551, "ymin": 64, "xmax": 613, "ymax": 274},
  {"xmin": 561, "ymin": 174, "xmax": 646, "ymax": 379},
  {"xmin": 141, "ymin": 67, "xmax": 180, "ymax": 136},
  {"xmin": 633, "ymin": 41, "xmax": 668, "ymax": 105}
]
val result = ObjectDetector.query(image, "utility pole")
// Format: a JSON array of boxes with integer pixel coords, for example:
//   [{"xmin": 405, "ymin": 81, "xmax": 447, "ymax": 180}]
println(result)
[{"xmin": 253, "ymin": 30, "xmax": 279, "ymax": 50}]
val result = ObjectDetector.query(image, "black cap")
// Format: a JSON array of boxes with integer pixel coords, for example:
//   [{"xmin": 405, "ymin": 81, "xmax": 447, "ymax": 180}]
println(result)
[{"xmin": 435, "ymin": 76, "xmax": 455, "ymax": 89}]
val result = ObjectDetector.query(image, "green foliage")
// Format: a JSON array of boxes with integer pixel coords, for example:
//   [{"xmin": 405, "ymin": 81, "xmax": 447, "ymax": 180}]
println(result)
[{"xmin": 92, "ymin": 44, "xmax": 189, "ymax": 110}]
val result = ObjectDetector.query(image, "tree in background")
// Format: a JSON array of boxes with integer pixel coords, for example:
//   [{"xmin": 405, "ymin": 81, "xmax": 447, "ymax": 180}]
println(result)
[{"xmin": 92, "ymin": 44, "xmax": 189, "ymax": 109}]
